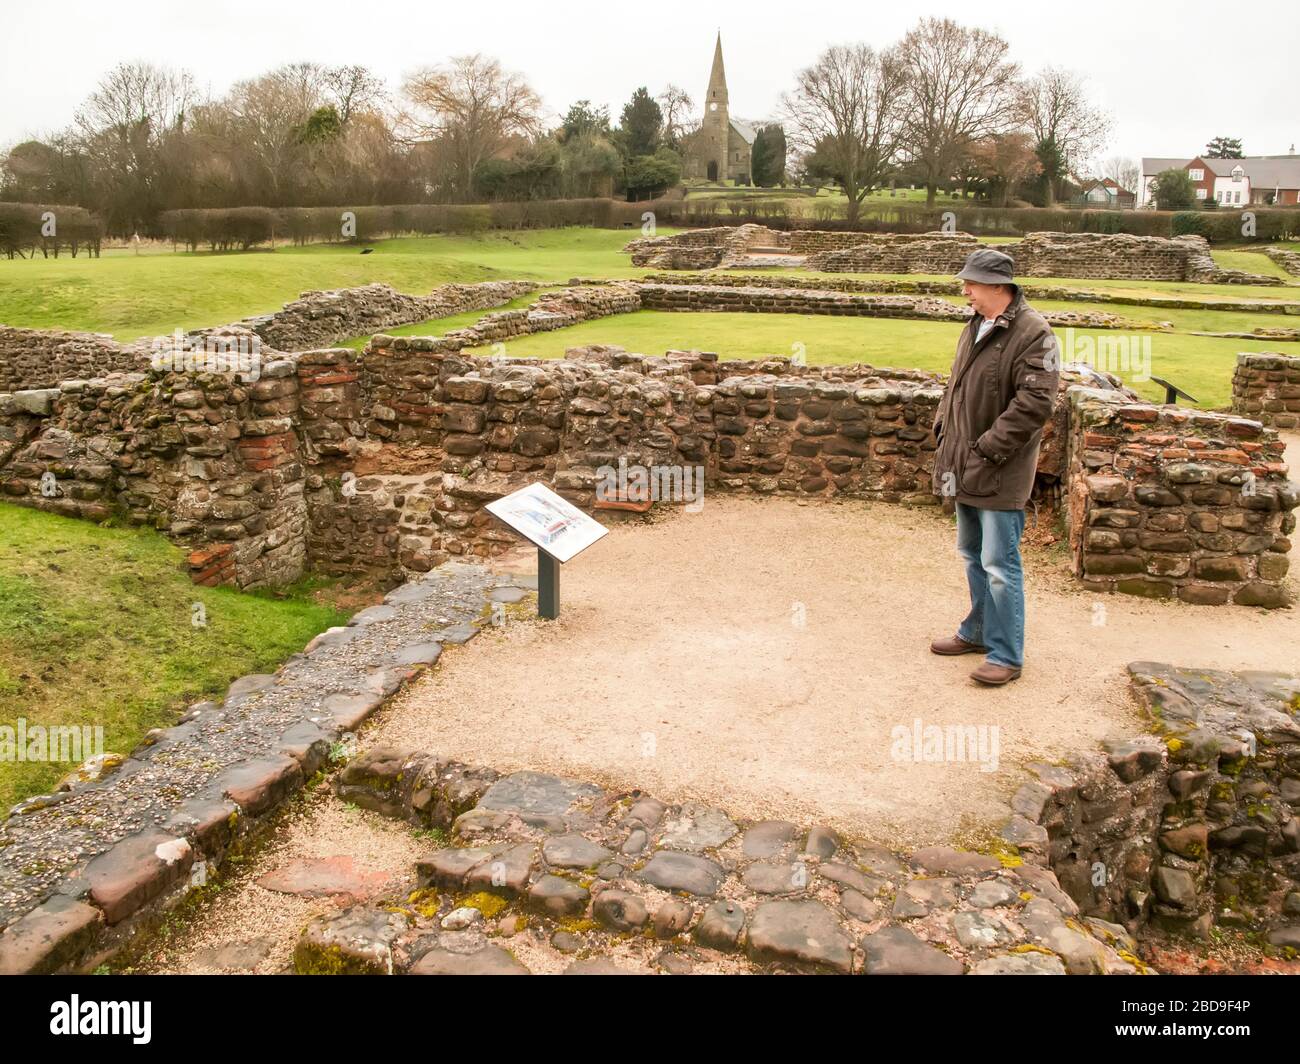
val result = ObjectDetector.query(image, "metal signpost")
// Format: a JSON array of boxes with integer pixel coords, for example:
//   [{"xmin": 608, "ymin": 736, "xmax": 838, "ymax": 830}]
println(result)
[{"xmin": 485, "ymin": 483, "xmax": 608, "ymax": 620}]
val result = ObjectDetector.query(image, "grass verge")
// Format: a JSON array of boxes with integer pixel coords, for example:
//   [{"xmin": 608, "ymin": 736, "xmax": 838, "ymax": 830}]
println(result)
[{"xmin": 0, "ymin": 506, "xmax": 349, "ymax": 812}]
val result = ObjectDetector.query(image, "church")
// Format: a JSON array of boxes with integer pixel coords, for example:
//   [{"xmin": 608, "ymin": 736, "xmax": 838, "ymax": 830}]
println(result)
[{"xmin": 688, "ymin": 34, "xmax": 754, "ymax": 185}]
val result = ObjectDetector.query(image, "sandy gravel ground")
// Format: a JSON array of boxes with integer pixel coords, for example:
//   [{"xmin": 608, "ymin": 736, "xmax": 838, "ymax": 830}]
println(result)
[{"xmin": 378, "ymin": 466, "xmax": 1298, "ymax": 850}]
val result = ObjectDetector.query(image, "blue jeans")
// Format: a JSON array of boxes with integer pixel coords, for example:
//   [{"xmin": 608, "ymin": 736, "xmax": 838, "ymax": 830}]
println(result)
[{"xmin": 955, "ymin": 503, "xmax": 1026, "ymax": 670}]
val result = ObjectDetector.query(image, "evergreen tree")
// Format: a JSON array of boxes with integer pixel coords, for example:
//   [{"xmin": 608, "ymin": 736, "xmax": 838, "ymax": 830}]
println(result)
[
  {"xmin": 1205, "ymin": 136, "xmax": 1244, "ymax": 159},
  {"xmin": 619, "ymin": 88, "xmax": 663, "ymax": 158},
  {"xmin": 751, "ymin": 124, "xmax": 787, "ymax": 186}
]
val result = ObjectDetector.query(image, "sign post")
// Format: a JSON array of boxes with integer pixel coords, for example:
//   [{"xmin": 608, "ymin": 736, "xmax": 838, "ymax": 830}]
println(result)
[
  {"xmin": 485, "ymin": 482, "xmax": 607, "ymax": 620},
  {"xmin": 537, "ymin": 549, "xmax": 561, "ymax": 619}
]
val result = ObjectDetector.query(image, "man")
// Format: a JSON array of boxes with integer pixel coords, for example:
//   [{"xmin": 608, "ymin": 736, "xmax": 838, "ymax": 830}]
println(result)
[{"xmin": 930, "ymin": 248, "xmax": 1059, "ymax": 686}]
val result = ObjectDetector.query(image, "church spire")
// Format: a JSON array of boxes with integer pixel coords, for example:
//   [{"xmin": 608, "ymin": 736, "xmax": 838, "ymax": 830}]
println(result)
[{"xmin": 707, "ymin": 31, "xmax": 728, "ymax": 109}]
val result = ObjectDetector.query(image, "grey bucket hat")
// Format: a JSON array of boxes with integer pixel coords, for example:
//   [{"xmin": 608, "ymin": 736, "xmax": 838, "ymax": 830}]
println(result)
[{"xmin": 957, "ymin": 248, "xmax": 1016, "ymax": 285}]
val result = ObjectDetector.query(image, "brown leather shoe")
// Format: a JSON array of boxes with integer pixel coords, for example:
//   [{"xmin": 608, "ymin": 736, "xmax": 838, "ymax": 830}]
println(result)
[
  {"xmin": 970, "ymin": 661, "xmax": 1022, "ymax": 686},
  {"xmin": 930, "ymin": 635, "xmax": 987, "ymax": 656}
]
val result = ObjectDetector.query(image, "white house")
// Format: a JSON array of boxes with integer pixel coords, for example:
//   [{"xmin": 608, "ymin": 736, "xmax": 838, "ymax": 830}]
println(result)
[{"xmin": 1138, "ymin": 152, "xmax": 1300, "ymax": 208}]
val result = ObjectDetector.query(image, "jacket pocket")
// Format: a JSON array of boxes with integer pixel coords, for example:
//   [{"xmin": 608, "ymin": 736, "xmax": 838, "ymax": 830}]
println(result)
[{"xmin": 959, "ymin": 445, "xmax": 1001, "ymax": 498}]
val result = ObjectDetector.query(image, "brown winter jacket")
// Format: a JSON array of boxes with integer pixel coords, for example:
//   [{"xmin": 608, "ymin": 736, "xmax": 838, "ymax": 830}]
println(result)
[{"xmin": 931, "ymin": 289, "xmax": 1059, "ymax": 511}]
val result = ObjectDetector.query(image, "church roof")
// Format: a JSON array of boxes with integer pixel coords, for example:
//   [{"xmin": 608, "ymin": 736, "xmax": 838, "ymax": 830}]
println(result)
[{"xmin": 730, "ymin": 119, "xmax": 756, "ymax": 145}]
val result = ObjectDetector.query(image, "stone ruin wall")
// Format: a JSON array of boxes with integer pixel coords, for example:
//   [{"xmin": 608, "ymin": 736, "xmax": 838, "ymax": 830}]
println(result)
[
  {"xmin": 6, "ymin": 333, "xmax": 1295, "ymax": 607},
  {"xmin": 807, "ymin": 232, "xmax": 980, "ymax": 275},
  {"xmin": 1232, "ymin": 351, "xmax": 1300, "ymax": 429},
  {"xmin": 0, "ymin": 359, "xmax": 308, "ymax": 591},
  {"xmin": 641, "ymin": 270, "xmax": 1300, "ymax": 315},
  {"xmin": 1, "ymin": 281, "xmax": 1297, "ymax": 603},
  {"xmin": 1018, "ymin": 662, "xmax": 1300, "ymax": 942},
  {"xmin": 630, "ymin": 279, "xmax": 1141, "ymax": 331},
  {"xmin": 1067, "ymin": 387, "xmax": 1296, "ymax": 607},
  {"xmin": 809, "ymin": 231, "xmax": 1270, "ymax": 284},
  {"xmin": 0, "ymin": 327, "xmax": 151, "ymax": 392},
  {"xmin": 630, "ymin": 226, "xmax": 1289, "ymax": 286},
  {"xmin": 1265, "ymin": 247, "xmax": 1300, "ymax": 277},
  {"xmin": 246, "ymin": 280, "xmax": 537, "ymax": 351}
]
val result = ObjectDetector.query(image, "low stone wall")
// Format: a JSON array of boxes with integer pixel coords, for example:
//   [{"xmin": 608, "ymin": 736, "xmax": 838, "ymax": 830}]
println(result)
[
  {"xmin": 1232, "ymin": 351, "xmax": 1300, "ymax": 429},
  {"xmin": 634, "ymin": 227, "xmax": 1288, "ymax": 286},
  {"xmin": 638, "ymin": 282, "xmax": 970, "ymax": 322},
  {"xmin": 642, "ymin": 271, "xmax": 1300, "ymax": 315},
  {"xmin": 787, "ymin": 230, "xmax": 885, "ymax": 254},
  {"xmin": 1016, "ymin": 662, "xmax": 1300, "ymax": 945},
  {"xmin": 807, "ymin": 233, "xmax": 979, "ymax": 274},
  {"xmin": 1265, "ymin": 247, "xmax": 1300, "ymax": 277},
  {"xmin": 0, "ymin": 358, "xmax": 308, "ymax": 591},
  {"xmin": 246, "ymin": 280, "xmax": 537, "ymax": 351},
  {"xmin": 361, "ymin": 339, "xmax": 945, "ymax": 503},
  {"xmin": 0, "ymin": 326, "xmax": 149, "ymax": 392},
  {"xmin": 438, "ymin": 284, "xmax": 640, "ymax": 349},
  {"xmin": 1066, "ymin": 387, "xmax": 1297, "ymax": 607},
  {"xmin": 636, "ymin": 280, "xmax": 1146, "ymax": 331},
  {"xmin": 625, "ymin": 226, "xmax": 746, "ymax": 268},
  {"xmin": 1016, "ymin": 232, "xmax": 1194, "ymax": 281}
]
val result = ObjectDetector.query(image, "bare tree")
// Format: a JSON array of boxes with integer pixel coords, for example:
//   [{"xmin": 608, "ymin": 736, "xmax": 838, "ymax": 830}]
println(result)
[
  {"xmin": 402, "ymin": 55, "xmax": 541, "ymax": 200},
  {"xmin": 1102, "ymin": 155, "xmax": 1139, "ymax": 195},
  {"xmin": 324, "ymin": 65, "xmax": 388, "ymax": 125},
  {"xmin": 73, "ymin": 62, "xmax": 198, "ymax": 231},
  {"xmin": 224, "ymin": 66, "xmax": 323, "ymax": 203},
  {"xmin": 1018, "ymin": 67, "xmax": 1111, "ymax": 205},
  {"xmin": 75, "ymin": 62, "xmax": 195, "ymax": 139},
  {"xmin": 656, "ymin": 84, "xmax": 694, "ymax": 149},
  {"xmin": 897, "ymin": 18, "xmax": 1020, "ymax": 208},
  {"xmin": 782, "ymin": 43, "xmax": 910, "ymax": 224}
]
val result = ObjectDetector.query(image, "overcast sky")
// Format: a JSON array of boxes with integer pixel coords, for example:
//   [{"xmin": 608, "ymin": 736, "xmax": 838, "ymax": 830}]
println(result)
[{"xmin": 3, "ymin": 0, "xmax": 1297, "ymax": 167}]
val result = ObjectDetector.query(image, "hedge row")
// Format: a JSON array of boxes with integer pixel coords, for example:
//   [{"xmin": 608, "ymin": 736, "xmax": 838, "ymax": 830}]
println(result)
[
  {"xmin": 658, "ymin": 199, "xmax": 1300, "ymax": 241},
  {"xmin": 59, "ymin": 197, "xmax": 1300, "ymax": 252},
  {"xmin": 158, "ymin": 199, "xmax": 670, "ymax": 249},
  {"xmin": 0, "ymin": 203, "xmax": 104, "ymax": 258}
]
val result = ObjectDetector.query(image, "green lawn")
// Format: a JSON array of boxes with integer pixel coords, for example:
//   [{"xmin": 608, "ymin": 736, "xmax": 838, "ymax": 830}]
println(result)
[
  {"xmin": 0, "ymin": 506, "xmax": 348, "ymax": 813},
  {"xmin": 454, "ymin": 308, "xmax": 1296, "ymax": 409},
  {"xmin": 1211, "ymin": 249, "xmax": 1295, "ymax": 280},
  {"xmin": 0, "ymin": 228, "xmax": 664, "ymax": 341}
]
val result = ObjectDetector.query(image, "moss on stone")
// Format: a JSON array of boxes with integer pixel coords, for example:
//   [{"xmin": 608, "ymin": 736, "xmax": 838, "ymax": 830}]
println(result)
[
  {"xmin": 455, "ymin": 891, "xmax": 509, "ymax": 919},
  {"xmin": 406, "ymin": 887, "xmax": 442, "ymax": 919}
]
